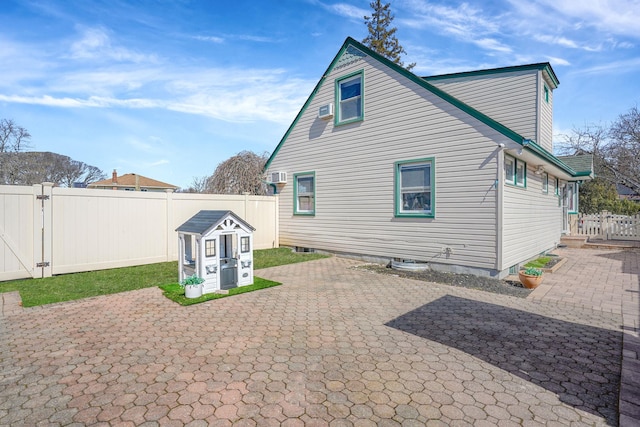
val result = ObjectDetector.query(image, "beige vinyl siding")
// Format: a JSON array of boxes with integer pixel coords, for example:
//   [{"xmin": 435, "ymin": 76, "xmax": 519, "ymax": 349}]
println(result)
[
  {"xmin": 429, "ymin": 71, "xmax": 539, "ymax": 144},
  {"xmin": 538, "ymin": 74, "xmax": 554, "ymax": 152},
  {"xmin": 268, "ymin": 56, "xmax": 507, "ymax": 272},
  {"xmin": 501, "ymin": 165, "xmax": 562, "ymax": 269}
]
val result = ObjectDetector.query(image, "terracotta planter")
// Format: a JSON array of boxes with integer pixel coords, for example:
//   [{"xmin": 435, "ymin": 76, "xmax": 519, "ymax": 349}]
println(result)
[{"xmin": 518, "ymin": 271, "xmax": 543, "ymax": 289}]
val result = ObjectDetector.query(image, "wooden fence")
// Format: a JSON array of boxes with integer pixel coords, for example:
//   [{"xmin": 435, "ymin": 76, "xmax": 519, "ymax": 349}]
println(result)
[
  {"xmin": 572, "ymin": 211, "xmax": 640, "ymax": 241},
  {"xmin": 0, "ymin": 184, "xmax": 279, "ymax": 281}
]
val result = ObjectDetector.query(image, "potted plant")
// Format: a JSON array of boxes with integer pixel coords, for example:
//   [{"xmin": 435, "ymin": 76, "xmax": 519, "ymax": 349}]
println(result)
[
  {"xmin": 181, "ymin": 274, "xmax": 205, "ymax": 298},
  {"xmin": 518, "ymin": 267, "xmax": 543, "ymax": 289}
]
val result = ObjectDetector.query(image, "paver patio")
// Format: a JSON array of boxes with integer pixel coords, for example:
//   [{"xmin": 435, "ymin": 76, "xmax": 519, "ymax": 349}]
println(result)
[{"xmin": 0, "ymin": 247, "xmax": 638, "ymax": 426}]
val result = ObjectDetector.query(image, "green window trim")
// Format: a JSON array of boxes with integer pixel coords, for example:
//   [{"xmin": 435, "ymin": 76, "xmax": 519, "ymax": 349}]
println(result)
[
  {"xmin": 544, "ymin": 84, "xmax": 549, "ymax": 103},
  {"xmin": 505, "ymin": 155, "xmax": 526, "ymax": 188},
  {"xmin": 335, "ymin": 70, "xmax": 364, "ymax": 126},
  {"xmin": 555, "ymin": 177, "xmax": 560, "ymax": 196},
  {"xmin": 394, "ymin": 158, "xmax": 435, "ymax": 218},
  {"xmin": 293, "ymin": 172, "xmax": 316, "ymax": 216}
]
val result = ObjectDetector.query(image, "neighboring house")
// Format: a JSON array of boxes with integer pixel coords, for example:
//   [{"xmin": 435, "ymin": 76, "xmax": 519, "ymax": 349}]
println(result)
[
  {"xmin": 264, "ymin": 37, "xmax": 593, "ymax": 278},
  {"xmin": 617, "ymin": 184, "xmax": 640, "ymax": 202},
  {"xmin": 88, "ymin": 170, "xmax": 178, "ymax": 192}
]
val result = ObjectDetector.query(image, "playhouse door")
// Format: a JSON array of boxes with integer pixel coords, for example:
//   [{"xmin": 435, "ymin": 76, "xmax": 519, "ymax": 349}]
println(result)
[{"xmin": 219, "ymin": 234, "xmax": 238, "ymax": 289}]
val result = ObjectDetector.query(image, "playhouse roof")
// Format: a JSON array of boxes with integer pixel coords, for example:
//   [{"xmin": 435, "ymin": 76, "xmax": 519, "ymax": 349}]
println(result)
[{"xmin": 176, "ymin": 210, "xmax": 255, "ymax": 235}]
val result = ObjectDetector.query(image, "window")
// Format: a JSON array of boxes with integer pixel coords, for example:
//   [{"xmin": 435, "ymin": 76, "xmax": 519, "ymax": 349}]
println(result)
[
  {"xmin": 505, "ymin": 155, "xmax": 526, "ymax": 187},
  {"xmin": 395, "ymin": 158, "xmax": 435, "ymax": 217},
  {"xmin": 542, "ymin": 172, "xmax": 549, "ymax": 193},
  {"xmin": 240, "ymin": 236, "xmax": 250, "ymax": 253},
  {"xmin": 294, "ymin": 172, "xmax": 315, "ymax": 215},
  {"xmin": 555, "ymin": 178, "xmax": 560, "ymax": 196},
  {"xmin": 544, "ymin": 84, "xmax": 549, "ymax": 103},
  {"xmin": 566, "ymin": 182, "xmax": 578, "ymax": 213},
  {"xmin": 205, "ymin": 239, "xmax": 216, "ymax": 257},
  {"xmin": 336, "ymin": 71, "xmax": 363, "ymax": 124}
]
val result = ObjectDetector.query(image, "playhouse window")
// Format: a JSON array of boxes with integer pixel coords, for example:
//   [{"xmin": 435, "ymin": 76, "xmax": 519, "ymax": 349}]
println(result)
[
  {"xmin": 395, "ymin": 158, "xmax": 434, "ymax": 217},
  {"xmin": 336, "ymin": 71, "xmax": 363, "ymax": 124},
  {"xmin": 294, "ymin": 172, "xmax": 315, "ymax": 215},
  {"xmin": 205, "ymin": 239, "xmax": 216, "ymax": 257},
  {"xmin": 241, "ymin": 236, "xmax": 250, "ymax": 253}
]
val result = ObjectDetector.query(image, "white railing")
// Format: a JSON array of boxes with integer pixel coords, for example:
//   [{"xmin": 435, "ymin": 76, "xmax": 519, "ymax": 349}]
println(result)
[{"xmin": 573, "ymin": 211, "xmax": 640, "ymax": 241}]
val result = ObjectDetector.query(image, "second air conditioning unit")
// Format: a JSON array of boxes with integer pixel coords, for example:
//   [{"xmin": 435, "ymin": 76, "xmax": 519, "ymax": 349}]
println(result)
[{"xmin": 271, "ymin": 171, "xmax": 287, "ymax": 184}]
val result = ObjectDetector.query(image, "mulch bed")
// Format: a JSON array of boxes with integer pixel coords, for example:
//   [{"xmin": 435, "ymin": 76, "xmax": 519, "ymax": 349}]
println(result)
[{"xmin": 353, "ymin": 264, "xmax": 532, "ymax": 298}]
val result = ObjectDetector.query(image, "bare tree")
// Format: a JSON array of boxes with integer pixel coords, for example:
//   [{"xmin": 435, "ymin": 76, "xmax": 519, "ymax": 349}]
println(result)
[
  {"xmin": 181, "ymin": 176, "xmax": 210, "ymax": 193},
  {"xmin": 206, "ymin": 151, "xmax": 270, "ymax": 195},
  {"xmin": 3, "ymin": 152, "xmax": 105, "ymax": 187},
  {"xmin": 0, "ymin": 118, "xmax": 32, "ymax": 184},
  {"xmin": 557, "ymin": 106, "xmax": 640, "ymax": 194}
]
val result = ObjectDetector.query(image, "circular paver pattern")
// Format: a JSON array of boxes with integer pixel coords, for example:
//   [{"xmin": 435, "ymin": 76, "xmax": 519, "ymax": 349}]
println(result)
[{"xmin": 0, "ymin": 256, "xmax": 622, "ymax": 425}]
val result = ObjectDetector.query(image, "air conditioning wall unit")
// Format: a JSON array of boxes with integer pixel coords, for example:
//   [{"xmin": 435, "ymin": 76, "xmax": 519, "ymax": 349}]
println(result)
[
  {"xmin": 318, "ymin": 103, "xmax": 334, "ymax": 120},
  {"xmin": 270, "ymin": 171, "xmax": 287, "ymax": 184}
]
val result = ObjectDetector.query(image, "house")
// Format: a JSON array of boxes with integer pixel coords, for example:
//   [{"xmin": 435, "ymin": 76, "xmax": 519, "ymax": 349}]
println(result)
[
  {"xmin": 176, "ymin": 210, "xmax": 255, "ymax": 293},
  {"xmin": 617, "ymin": 184, "xmax": 640, "ymax": 202},
  {"xmin": 87, "ymin": 170, "xmax": 178, "ymax": 192},
  {"xmin": 264, "ymin": 37, "xmax": 593, "ymax": 278}
]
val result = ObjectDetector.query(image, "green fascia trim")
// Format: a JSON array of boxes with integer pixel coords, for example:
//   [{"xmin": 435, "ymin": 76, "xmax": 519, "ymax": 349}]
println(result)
[
  {"xmin": 394, "ymin": 157, "xmax": 436, "ymax": 218},
  {"xmin": 334, "ymin": 69, "xmax": 365, "ymax": 126},
  {"xmin": 293, "ymin": 171, "xmax": 315, "ymax": 216},
  {"xmin": 521, "ymin": 140, "xmax": 577, "ymax": 176},
  {"xmin": 264, "ymin": 37, "xmax": 570, "ymax": 177},
  {"xmin": 264, "ymin": 40, "xmax": 357, "ymax": 172},
  {"xmin": 424, "ymin": 62, "xmax": 560, "ymax": 89}
]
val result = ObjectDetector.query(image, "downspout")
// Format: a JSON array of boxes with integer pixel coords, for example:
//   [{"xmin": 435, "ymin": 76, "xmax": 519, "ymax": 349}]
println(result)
[
  {"xmin": 261, "ymin": 179, "xmax": 278, "ymax": 195},
  {"xmin": 496, "ymin": 144, "xmax": 505, "ymax": 274}
]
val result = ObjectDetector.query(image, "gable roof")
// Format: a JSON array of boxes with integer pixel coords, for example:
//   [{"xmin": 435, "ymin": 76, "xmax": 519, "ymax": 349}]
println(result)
[
  {"xmin": 89, "ymin": 173, "xmax": 178, "ymax": 190},
  {"xmin": 557, "ymin": 154, "xmax": 594, "ymax": 178},
  {"xmin": 264, "ymin": 37, "xmax": 586, "ymax": 179},
  {"xmin": 423, "ymin": 63, "xmax": 559, "ymax": 89},
  {"xmin": 176, "ymin": 210, "xmax": 255, "ymax": 235}
]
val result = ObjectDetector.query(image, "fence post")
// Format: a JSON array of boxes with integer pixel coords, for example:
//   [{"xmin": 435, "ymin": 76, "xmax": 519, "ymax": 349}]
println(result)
[
  {"xmin": 601, "ymin": 210, "xmax": 610, "ymax": 240},
  {"xmin": 166, "ymin": 189, "xmax": 174, "ymax": 262}
]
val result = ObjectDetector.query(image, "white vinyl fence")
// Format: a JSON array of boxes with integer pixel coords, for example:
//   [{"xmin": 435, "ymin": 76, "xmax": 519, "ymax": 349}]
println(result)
[
  {"xmin": 572, "ymin": 211, "xmax": 640, "ymax": 241},
  {"xmin": 0, "ymin": 183, "xmax": 279, "ymax": 281}
]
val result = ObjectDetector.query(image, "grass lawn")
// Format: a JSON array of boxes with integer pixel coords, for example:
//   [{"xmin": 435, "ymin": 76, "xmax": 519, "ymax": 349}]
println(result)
[
  {"xmin": 0, "ymin": 247, "xmax": 329, "ymax": 307},
  {"xmin": 159, "ymin": 277, "xmax": 281, "ymax": 306},
  {"xmin": 524, "ymin": 256, "xmax": 553, "ymax": 269}
]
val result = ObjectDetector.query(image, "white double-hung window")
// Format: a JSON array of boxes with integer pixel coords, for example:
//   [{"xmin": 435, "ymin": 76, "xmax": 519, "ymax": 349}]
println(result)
[
  {"xmin": 395, "ymin": 158, "xmax": 435, "ymax": 217},
  {"xmin": 336, "ymin": 71, "xmax": 363, "ymax": 124},
  {"xmin": 294, "ymin": 172, "xmax": 315, "ymax": 215}
]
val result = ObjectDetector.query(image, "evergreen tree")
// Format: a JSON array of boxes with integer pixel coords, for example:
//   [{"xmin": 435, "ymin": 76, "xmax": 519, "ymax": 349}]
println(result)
[{"xmin": 363, "ymin": 0, "xmax": 415, "ymax": 70}]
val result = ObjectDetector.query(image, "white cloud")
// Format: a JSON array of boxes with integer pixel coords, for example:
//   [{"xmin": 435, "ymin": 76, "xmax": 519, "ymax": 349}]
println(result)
[
  {"xmin": 69, "ymin": 27, "xmax": 158, "ymax": 63},
  {"xmin": 546, "ymin": 56, "xmax": 571, "ymax": 66},
  {"xmin": 401, "ymin": 1, "xmax": 510, "ymax": 54},
  {"xmin": 535, "ymin": 0, "xmax": 640, "ymax": 38},
  {"xmin": 193, "ymin": 35, "xmax": 225, "ymax": 43},
  {"xmin": 326, "ymin": 3, "xmax": 368, "ymax": 19},
  {"xmin": 569, "ymin": 56, "xmax": 640, "ymax": 75}
]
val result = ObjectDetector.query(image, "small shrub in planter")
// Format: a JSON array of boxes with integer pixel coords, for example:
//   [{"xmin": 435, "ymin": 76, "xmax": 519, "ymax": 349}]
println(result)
[
  {"xmin": 180, "ymin": 274, "xmax": 205, "ymax": 298},
  {"xmin": 518, "ymin": 267, "xmax": 543, "ymax": 289}
]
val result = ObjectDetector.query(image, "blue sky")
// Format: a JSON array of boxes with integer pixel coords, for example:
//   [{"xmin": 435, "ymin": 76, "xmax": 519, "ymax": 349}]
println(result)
[{"xmin": 1, "ymin": 0, "xmax": 638, "ymax": 189}]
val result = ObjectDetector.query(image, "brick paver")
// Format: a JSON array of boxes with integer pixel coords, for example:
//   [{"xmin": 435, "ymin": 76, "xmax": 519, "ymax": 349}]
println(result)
[{"xmin": 0, "ymin": 247, "xmax": 637, "ymax": 426}]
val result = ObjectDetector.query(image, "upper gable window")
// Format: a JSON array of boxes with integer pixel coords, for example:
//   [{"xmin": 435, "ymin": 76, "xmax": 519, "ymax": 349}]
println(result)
[
  {"xmin": 543, "ymin": 84, "xmax": 549, "ymax": 103},
  {"xmin": 336, "ymin": 71, "xmax": 364, "ymax": 125}
]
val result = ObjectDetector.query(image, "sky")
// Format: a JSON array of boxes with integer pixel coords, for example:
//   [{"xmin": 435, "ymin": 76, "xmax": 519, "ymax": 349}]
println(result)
[{"xmin": 1, "ymin": 0, "xmax": 639, "ymax": 189}]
